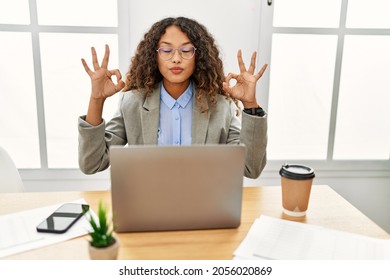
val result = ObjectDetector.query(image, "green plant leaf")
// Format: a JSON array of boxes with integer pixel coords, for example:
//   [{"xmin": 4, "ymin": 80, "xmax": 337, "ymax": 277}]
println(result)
[{"xmin": 88, "ymin": 200, "xmax": 114, "ymax": 248}]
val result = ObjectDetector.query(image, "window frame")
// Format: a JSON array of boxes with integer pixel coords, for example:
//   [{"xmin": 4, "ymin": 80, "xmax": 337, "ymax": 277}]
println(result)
[
  {"xmin": 255, "ymin": 0, "xmax": 389, "ymax": 183},
  {"xmin": 0, "ymin": 0, "xmax": 129, "ymax": 190}
]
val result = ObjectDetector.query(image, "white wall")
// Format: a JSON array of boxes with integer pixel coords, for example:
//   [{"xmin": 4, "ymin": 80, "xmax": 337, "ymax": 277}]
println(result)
[{"xmin": 126, "ymin": 0, "xmax": 263, "ymax": 76}]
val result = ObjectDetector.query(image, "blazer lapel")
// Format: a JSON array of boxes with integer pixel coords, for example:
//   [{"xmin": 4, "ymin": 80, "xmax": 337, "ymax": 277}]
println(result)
[
  {"xmin": 192, "ymin": 92, "xmax": 210, "ymax": 144},
  {"xmin": 141, "ymin": 87, "xmax": 160, "ymax": 144}
]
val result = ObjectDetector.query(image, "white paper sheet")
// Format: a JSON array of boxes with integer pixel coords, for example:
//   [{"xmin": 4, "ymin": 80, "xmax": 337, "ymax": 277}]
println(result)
[
  {"xmin": 0, "ymin": 199, "xmax": 92, "ymax": 258},
  {"xmin": 234, "ymin": 215, "xmax": 390, "ymax": 260}
]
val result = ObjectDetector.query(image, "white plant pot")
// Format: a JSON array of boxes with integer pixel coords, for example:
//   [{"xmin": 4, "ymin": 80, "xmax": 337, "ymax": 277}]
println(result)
[{"xmin": 88, "ymin": 238, "xmax": 120, "ymax": 260}]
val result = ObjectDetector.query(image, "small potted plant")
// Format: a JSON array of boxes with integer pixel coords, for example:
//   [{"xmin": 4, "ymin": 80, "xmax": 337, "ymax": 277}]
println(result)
[{"xmin": 87, "ymin": 201, "xmax": 119, "ymax": 260}]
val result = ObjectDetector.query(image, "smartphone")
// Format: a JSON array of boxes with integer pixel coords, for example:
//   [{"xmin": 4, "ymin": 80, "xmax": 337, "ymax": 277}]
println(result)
[{"xmin": 36, "ymin": 203, "xmax": 90, "ymax": 233}]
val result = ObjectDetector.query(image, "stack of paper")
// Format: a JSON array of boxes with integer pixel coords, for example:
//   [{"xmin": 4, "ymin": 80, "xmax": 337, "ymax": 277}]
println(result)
[
  {"xmin": 234, "ymin": 215, "xmax": 390, "ymax": 260},
  {"xmin": 0, "ymin": 199, "xmax": 92, "ymax": 259}
]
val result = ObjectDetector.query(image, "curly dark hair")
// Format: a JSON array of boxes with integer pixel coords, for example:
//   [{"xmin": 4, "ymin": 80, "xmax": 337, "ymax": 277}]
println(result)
[{"xmin": 123, "ymin": 17, "xmax": 230, "ymax": 110}]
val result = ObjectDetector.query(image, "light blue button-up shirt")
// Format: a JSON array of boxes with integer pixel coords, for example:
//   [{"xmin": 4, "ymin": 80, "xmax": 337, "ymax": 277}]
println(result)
[{"xmin": 157, "ymin": 82, "xmax": 193, "ymax": 146}]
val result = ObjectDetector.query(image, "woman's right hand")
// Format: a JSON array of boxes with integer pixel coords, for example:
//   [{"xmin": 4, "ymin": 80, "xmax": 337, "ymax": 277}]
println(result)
[{"xmin": 81, "ymin": 44, "xmax": 125, "ymax": 100}]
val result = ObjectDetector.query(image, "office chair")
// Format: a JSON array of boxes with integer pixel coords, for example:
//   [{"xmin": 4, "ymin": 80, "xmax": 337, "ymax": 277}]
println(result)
[{"xmin": 0, "ymin": 146, "xmax": 24, "ymax": 193}]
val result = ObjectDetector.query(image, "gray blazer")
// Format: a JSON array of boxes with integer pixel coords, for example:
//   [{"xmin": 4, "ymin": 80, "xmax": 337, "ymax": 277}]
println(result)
[{"xmin": 78, "ymin": 85, "xmax": 267, "ymax": 178}]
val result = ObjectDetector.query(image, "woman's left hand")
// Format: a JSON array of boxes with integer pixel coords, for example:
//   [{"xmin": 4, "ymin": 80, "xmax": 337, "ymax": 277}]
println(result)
[{"xmin": 223, "ymin": 50, "xmax": 268, "ymax": 108}]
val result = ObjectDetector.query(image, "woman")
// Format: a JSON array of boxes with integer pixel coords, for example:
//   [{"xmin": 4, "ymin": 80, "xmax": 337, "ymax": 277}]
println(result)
[{"xmin": 78, "ymin": 17, "xmax": 268, "ymax": 178}]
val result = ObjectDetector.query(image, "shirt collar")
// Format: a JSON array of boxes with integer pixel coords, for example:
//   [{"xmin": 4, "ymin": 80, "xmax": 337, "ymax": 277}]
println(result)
[{"xmin": 160, "ymin": 82, "xmax": 193, "ymax": 110}]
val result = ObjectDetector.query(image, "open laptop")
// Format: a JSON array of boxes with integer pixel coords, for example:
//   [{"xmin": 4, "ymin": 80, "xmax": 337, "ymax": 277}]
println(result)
[{"xmin": 109, "ymin": 145, "xmax": 246, "ymax": 232}]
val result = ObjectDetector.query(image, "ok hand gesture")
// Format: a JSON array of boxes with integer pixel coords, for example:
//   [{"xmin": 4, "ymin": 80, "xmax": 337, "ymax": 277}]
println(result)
[
  {"xmin": 81, "ymin": 44, "xmax": 125, "ymax": 101},
  {"xmin": 223, "ymin": 50, "xmax": 267, "ymax": 108}
]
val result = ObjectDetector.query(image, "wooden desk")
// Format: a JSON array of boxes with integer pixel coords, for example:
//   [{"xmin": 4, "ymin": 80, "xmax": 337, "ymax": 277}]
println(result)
[{"xmin": 1, "ymin": 185, "xmax": 388, "ymax": 260}]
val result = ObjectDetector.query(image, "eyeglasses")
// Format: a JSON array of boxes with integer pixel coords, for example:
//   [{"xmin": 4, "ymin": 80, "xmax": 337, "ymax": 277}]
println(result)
[{"xmin": 156, "ymin": 46, "xmax": 197, "ymax": 60}]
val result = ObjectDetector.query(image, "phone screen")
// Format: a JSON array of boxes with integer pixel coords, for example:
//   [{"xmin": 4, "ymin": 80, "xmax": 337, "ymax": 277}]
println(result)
[{"xmin": 36, "ymin": 203, "xmax": 89, "ymax": 233}]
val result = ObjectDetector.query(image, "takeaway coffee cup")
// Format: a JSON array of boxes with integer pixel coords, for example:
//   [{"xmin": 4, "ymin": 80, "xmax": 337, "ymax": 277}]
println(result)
[{"xmin": 279, "ymin": 163, "xmax": 315, "ymax": 217}]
